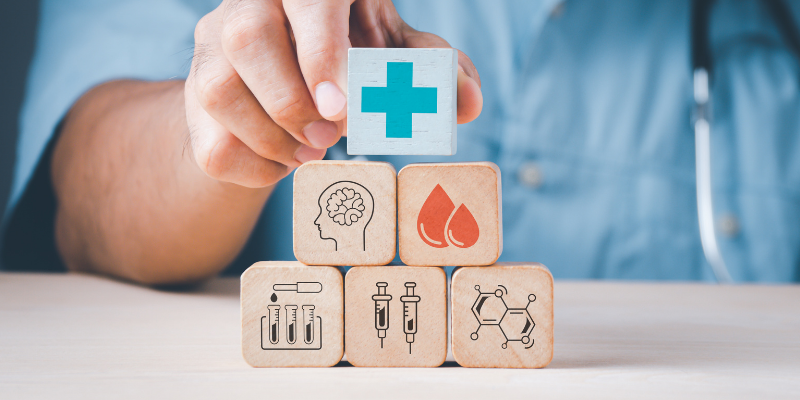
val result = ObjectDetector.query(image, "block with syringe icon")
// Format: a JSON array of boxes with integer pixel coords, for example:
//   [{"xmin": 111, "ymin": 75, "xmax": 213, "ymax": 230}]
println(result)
[
  {"xmin": 345, "ymin": 266, "xmax": 446, "ymax": 367},
  {"xmin": 241, "ymin": 261, "xmax": 344, "ymax": 367}
]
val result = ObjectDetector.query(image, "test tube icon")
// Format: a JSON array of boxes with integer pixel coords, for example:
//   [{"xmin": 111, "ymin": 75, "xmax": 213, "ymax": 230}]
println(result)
[
  {"xmin": 302, "ymin": 305, "xmax": 315, "ymax": 345},
  {"xmin": 400, "ymin": 282, "xmax": 421, "ymax": 354},
  {"xmin": 285, "ymin": 305, "xmax": 298, "ymax": 344},
  {"xmin": 372, "ymin": 282, "xmax": 392, "ymax": 348},
  {"xmin": 267, "ymin": 305, "xmax": 281, "ymax": 345}
]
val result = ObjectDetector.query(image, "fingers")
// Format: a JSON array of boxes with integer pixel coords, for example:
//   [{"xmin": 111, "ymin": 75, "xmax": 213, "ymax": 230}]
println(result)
[
  {"xmin": 186, "ymin": 73, "xmax": 293, "ymax": 188},
  {"xmin": 220, "ymin": 0, "xmax": 342, "ymax": 148},
  {"xmin": 193, "ymin": 14, "xmax": 325, "ymax": 168},
  {"xmin": 283, "ymin": 0, "xmax": 352, "ymax": 122},
  {"xmin": 457, "ymin": 69, "xmax": 483, "ymax": 124},
  {"xmin": 189, "ymin": 6, "xmax": 327, "ymax": 187}
]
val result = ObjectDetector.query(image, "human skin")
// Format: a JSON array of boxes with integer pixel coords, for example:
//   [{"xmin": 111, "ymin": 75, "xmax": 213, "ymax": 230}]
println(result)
[{"xmin": 51, "ymin": 0, "xmax": 483, "ymax": 285}]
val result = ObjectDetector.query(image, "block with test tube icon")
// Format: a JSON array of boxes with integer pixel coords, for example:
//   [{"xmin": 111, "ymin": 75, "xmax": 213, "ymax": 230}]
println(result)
[
  {"xmin": 344, "ymin": 266, "xmax": 447, "ymax": 367},
  {"xmin": 241, "ymin": 261, "xmax": 344, "ymax": 367}
]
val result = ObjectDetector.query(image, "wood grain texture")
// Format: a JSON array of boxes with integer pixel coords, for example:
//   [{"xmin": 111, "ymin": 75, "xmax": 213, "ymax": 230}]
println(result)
[
  {"xmin": 398, "ymin": 162, "xmax": 502, "ymax": 266},
  {"xmin": 293, "ymin": 160, "xmax": 396, "ymax": 266},
  {"xmin": 344, "ymin": 266, "xmax": 447, "ymax": 367},
  {"xmin": 347, "ymin": 47, "xmax": 457, "ymax": 155},
  {"xmin": 451, "ymin": 263, "xmax": 554, "ymax": 368},
  {"xmin": 241, "ymin": 261, "xmax": 343, "ymax": 367},
  {"xmin": 4, "ymin": 273, "xmax": 800, "ymax": 399}
]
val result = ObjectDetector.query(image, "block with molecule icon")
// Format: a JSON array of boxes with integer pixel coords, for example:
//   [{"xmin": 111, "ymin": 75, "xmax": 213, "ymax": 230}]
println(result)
[
  {"xmin": 241, "ymin": 261, "xmax": 344, "ymax": 367},
  {"xmin": 344, "ymin": 265, "xmax": 447, "ymax": 367},
  {"xmin": 451, "ymin": 263, "xmax": 554, "ymax": 368},
  {"xmin": 347, "ymin": 47, "xmax": 457, "ymax": 155},
  {"xmin": 293, "ymin": 160, "xmax": 396, "ymax": 266},
  {"xmin": 397, "ymin": 162, "xmax": 503, "ymax": 266}
]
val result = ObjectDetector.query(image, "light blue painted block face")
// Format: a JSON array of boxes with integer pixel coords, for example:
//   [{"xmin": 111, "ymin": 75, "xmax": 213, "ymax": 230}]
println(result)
[
  {"xmin": 347, "ymin": 48, "xmax": 456, "ymax": 156},
  {"xmin": 361, "ymin": 62, "xmax": 437, "ymax": 139}
]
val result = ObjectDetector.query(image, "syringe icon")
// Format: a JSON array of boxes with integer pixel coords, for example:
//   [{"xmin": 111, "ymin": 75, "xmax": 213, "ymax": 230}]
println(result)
[
  {"xmin": 400, "ymin": 282, "xmax": 421, "ymax": 354},
  {"xmin": 371, "ymin": 282, "xmax": 392, "ymax": 348}
]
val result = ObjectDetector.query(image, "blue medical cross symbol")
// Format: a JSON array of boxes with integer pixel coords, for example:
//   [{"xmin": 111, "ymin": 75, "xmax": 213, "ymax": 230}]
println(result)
[{"xmin": 361, "ymin": 62, "xmax": 437, "ymax": 139}]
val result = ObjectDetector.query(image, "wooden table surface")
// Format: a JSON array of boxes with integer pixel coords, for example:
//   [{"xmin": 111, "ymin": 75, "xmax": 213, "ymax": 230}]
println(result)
[{"xmin": 1, "ymin": 272, "xmax": 799, "ymax": 399}]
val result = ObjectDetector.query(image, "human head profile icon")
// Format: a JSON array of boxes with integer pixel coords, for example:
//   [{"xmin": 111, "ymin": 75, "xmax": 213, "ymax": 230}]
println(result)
[{"xmin": 314, "ymin": 181, "xmax": 374, "ymax": 251}]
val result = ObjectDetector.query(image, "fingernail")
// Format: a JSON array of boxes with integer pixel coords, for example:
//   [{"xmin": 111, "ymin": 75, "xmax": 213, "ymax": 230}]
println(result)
[
  {"xmin": 302, "ymin": 119, "xmax": 340, "ymax": 148},
  {"xmin": 315, "ymin": 81, "xmax": 346, "ymax": 119},
  {"xmin": 294, "ymin": 145, "xmax": 326, "ymax": 164}
]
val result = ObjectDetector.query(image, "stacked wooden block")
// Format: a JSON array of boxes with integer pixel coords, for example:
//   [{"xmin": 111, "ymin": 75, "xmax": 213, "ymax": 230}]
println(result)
[{"xmin": 241, "ymin": 49, "xmax": 553, "ymax": 369}]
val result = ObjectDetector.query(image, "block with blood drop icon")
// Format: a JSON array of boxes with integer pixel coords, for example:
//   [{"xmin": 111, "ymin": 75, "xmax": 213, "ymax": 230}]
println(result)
[
  {"xmin": 241, "ymin": 261, "xmax": 344, "ymax": 368},
  {"xmin": 398, "ymin": 162, "xmax": 503, "ymax": 266}
]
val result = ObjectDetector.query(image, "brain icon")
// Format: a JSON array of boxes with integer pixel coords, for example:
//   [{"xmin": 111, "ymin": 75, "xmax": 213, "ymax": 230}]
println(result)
[{"xmin": 326, "ymin": 187, "xmax": 365, "ymax": 226}]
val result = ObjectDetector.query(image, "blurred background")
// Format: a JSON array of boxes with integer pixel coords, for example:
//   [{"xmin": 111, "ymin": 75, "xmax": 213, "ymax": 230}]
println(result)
[{"xmin": 0, "ymin": 2, "xmax": 38, "ymax": 231}]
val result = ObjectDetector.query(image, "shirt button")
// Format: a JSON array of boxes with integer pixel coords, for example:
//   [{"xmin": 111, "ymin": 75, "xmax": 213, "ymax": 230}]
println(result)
[
  {"xmin": 518, "ymin": 162, "xmax": 544, "ymax": 189},
  {"xmin": 717, "ymin": 214, "xmax": 740, "ymax": 238}
]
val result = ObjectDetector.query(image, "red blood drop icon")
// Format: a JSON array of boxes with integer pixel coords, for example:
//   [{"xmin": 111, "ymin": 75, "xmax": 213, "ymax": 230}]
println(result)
[
  {"xmin": 417, "ymin": 184, "xmax": 455, "ymax": 248},
  {"xmin": 446, "ymin": 204, "xmax": 479, "ymax": 248}
]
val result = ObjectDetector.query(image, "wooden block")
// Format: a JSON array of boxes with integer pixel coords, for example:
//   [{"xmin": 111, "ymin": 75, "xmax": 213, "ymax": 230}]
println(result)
[
  {"xmin": 347, "ymin": 47, "xmax": 457, "ymax": 155},
  {"xmin": 241, "ymin": 261, "xmax": 343, "ymax": 367},
  {"xmin": 397, "ymin": 162, "xmax": 502, "ymax": 266},
  {"xmin": 451, "ymin": 263, "xmax": 554, "ymax": 368},
  {"xmin": 293, "ymin": 160, "xmax": 396, "ymax": 266},
  {"xmin": 344, "ymin": 266, "xmax": 447, "ymax": 367}
]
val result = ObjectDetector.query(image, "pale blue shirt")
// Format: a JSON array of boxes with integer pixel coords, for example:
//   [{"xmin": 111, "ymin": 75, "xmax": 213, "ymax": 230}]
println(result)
[{"xmin": 4, "ymin": 0, "xmax": 800, "ymax": 281}]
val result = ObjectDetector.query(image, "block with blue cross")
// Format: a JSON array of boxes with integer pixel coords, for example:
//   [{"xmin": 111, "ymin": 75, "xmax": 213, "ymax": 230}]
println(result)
[{"xmin": 347, "ymin": 48, "xmax": 457, "ymax": 155}]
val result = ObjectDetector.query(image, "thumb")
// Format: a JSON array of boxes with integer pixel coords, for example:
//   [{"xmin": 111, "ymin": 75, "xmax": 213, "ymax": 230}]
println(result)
[
  {"xmin": 283, "ymin": 0, "xmax": 353, "ymax": 122},
  {"xmin": 399, "ymin": 26, "xmax": 483, "ymax": 124}
]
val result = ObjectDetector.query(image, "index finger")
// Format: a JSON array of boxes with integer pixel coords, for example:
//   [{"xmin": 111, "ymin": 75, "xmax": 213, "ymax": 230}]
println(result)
[{"xmin": 283, "ymin": 0, "xmax": 353, "ymax": 122}]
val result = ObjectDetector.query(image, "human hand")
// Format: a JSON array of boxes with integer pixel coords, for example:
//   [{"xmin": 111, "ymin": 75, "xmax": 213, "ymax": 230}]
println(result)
[{"xmin": 186, "ymin": 0, "xmax": 483, "ymax": 188}]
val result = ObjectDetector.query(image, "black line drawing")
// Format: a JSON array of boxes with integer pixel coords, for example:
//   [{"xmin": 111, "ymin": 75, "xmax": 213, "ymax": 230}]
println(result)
[
  {"xmin": 260, "ymin": 286, "xmax": 324, "ymax": 351},
  {"xmin": 286, "ymin": 305, "xmax": 298, "ymax": 344},
  {"xmin": 261, "ymin": 312, "xmax": 322, "ymax": 350},
  {"xmin": 273, "ymin": 282, "xmax": 323, "ymax": 293},
  {"xmin": 372, "ymin": 282, "xmax": 392, "ymax": 348},
  {"xmin": 303, "ymin": 305, "xmax": 316, "ymax": 344},
  {"xmin": 314, "ymin": 181, "xmax": 374, "ymax": 251},
  {"xmin": 370, "ymin": 281, "xmax": 422, "ymax": 354},
  {"xmin": 400, "ymin": 282, "xmax": 420, "ymax": 354},
  {"xmin": 267, "ymin": 305, "xmax": 280, "ymax": 345},
  {"xmin": 470, "ymin": 285, "xmax": 536, "ymax": 349}
]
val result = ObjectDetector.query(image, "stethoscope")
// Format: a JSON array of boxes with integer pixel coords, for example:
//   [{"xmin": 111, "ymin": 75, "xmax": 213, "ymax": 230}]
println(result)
[
  {"xmin": 692, "ymin": 0, "xmax": 800, "ymax": 283},
  {"xmin": 332, "ymin": 0, "xmax": 800, "ymax": 283}
]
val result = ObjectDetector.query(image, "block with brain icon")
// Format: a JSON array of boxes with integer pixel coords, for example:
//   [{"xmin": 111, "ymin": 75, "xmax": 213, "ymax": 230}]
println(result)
[
  {"xmin": 397, "ymin": 162, "xmax": 503, "ymax": 266},
  {"xmin": 293, "ymin": 160, "xmax": 396, "ymax": 266}
]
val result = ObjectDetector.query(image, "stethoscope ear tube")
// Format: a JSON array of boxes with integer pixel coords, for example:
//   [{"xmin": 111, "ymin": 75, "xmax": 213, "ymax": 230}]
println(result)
[
  {"xmin": 690, "ymin": 0, "xmax": 800, "ymax": 282},
  {"xmin": 693, "ymin": 68, "xmax": 733, "ymax": 284},
  {"xmin": 692, "ymin": 0, "xmax": 734, "ymax": 283}
]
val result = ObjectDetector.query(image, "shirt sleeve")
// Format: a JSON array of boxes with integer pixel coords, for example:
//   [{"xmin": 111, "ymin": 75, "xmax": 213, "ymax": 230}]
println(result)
[{"xmin": 1, "ymin": 0, "xmax": 213, "ymax": 270}]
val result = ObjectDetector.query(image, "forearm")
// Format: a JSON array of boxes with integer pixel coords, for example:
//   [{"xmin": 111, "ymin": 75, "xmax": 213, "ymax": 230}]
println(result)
[{"xmin": 52, "ymin": 80, "xmax": 272, "ymax": 285}]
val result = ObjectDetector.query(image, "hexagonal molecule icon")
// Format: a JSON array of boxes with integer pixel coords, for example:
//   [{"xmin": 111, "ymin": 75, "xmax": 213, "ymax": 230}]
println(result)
[
  {"xmin": 471, "ymin": 286, "xmax": 507, "ymax": 325},
  {"xmin": 470, "ymin": 285, "xmax": 536, "ymax": 349},
  {"xmin": 499, "ymin": 302, "xmax": 535, "ymax": 348}
]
